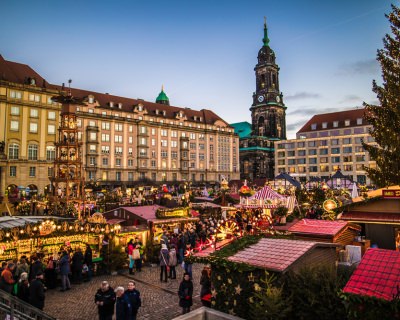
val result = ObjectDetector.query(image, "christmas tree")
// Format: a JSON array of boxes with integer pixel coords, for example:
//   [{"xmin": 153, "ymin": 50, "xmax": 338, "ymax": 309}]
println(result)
[{"xmin": 363, "ymin": 4, "xmax": 400, "ymax": 187}]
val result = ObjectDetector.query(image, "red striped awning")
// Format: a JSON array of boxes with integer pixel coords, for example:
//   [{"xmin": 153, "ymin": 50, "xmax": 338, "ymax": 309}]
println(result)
[{"xmin": 250, "ymin": 186, "xmax": 285, "ymax": 200}]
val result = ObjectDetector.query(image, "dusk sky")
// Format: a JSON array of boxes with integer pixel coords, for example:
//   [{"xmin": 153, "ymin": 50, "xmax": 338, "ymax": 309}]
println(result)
[{"xmin": 1, "ymin": 0, "xmax": 393, "ymax": 138}]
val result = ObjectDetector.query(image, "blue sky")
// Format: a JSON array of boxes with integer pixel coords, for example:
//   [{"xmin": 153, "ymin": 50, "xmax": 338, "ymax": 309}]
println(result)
[{"xmin": 1, "ymin": 0, "xmax": 393, "ymax": 138}]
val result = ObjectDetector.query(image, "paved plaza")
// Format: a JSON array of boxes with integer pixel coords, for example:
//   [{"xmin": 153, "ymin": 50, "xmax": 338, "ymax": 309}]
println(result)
[{"xmin": 44, "ymin": 263, "xmax": 204, "ymax": 320}]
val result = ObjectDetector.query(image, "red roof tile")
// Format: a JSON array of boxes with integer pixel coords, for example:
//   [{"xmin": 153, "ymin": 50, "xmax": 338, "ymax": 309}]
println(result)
[
  {"xmin": 343, "ymin": 249, "xmax": 400, "ymax": 301},
  {"xmin": 288, "ymin": 219, "xmax": 348, "ymax": 236},
  {"xmin": 228, "ymin": 238, "xmax": 320, "ymax": 272}
]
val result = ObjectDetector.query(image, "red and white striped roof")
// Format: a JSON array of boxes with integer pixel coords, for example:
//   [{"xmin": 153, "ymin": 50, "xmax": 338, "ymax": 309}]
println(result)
[{"xmin": 250, "ymin": 186, "xmax": 285, "ymax": 200}]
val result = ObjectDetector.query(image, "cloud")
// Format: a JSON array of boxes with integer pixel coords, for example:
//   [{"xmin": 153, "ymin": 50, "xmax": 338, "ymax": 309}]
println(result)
[
  {"xmin": 336, "ymin": 59, "xmax": 379, "ymax": 76},
  {"xmin": 285, "ymin": 92, "xmax": 321, "ymax": 101},
  {"xmin": 339, "ymin": 94, "xmax": 362, "ymax": 104}
]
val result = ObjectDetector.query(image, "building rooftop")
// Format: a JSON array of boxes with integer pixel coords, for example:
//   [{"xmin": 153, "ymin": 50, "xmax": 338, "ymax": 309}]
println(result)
[
  {"xmin": 297, "ymin": 108, "xmax": 366, "ymax": 134},
  {"xmin": 343, "ymin": 248, "xmax": 400, "ymax": 301}
]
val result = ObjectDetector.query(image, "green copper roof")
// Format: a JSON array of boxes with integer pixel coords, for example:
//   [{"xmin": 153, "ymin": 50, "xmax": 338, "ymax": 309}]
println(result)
[
  {"xmin": 156, "ymin": 85, "xmax": 169, "ymax": 102},
  {"xmin": 263, "ymin": 17, "xmax": 270, "ymax": 47},
  {"xmin": 231, "ymin": 122, "xmax": 252, "ymax": 139}
]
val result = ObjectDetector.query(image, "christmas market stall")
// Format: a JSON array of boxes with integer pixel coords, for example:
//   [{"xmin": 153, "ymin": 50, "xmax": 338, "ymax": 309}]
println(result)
[
  {"xmin": 0, "ymin": 214, "xmax": 119, "ymax": 263},
  {"xmin": 103, "ymin": 205, "xmax": 199, "ymax": 258},
  {"xmin": 192, "ymin": 236, "xmax": 338, "ymax": 319}
]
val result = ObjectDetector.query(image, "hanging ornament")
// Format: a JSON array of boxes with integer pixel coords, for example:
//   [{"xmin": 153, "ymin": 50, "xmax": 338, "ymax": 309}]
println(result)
[
  {"xmin": 254, "ymin": 283, "xmax": 262, "ymax": 292},
  {"xmin": 233, "ymin": 299, "xmax": 237, "ymax": 306},
  {"xmin": 234, "ymin": 284, "xmax": 242, "ymax": 295},
  {"xmin": 227, "ymin": 278, "xmax": 232, "ymax": 284},
  {"xmin": 249, "ymin": 297, "xmax": 254, "ymax": 303},
  {"xmin": 217, "ymin": 275, "xmax": 222, "ymax": 281}
]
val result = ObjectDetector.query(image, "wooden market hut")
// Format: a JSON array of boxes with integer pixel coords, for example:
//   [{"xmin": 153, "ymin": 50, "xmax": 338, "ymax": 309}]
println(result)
[
  {"xmin": 340, "ymin": 194, "xmax": 400, "ymax": 250},
  {"xmin": 208, "ymin": 237, "xmax": 338, "ymax": 318},
  {"xmin": 288, "ymin": 219, "xmax": 361, "ymax": 247}
]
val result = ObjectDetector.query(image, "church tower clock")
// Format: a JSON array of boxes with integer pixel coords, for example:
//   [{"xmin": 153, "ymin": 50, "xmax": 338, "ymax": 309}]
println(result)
[{"xmin": 251, "ymin": 18, "xmax": 286, "ymax": 140}]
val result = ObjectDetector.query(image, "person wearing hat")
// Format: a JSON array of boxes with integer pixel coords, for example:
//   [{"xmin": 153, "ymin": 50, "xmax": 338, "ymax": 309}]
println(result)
[
  {"xmin": 159, "ymin": 243, "xmax": 169, "ymax": 282},
  {"xmin": 29, "ymin": 271, "xmax": 45, "ymax": 310},
  {"xmin": 95, "ymin": 280, "xmax": 116, "ymax": 320}
]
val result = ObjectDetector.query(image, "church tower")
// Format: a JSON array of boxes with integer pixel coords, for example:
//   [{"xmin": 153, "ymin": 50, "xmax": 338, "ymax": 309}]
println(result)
[{"xmin": 251, "ymin": 19, "xmax": 286, "ymax": 140}]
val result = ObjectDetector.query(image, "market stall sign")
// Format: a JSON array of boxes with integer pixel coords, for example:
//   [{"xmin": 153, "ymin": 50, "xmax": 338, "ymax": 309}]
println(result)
[
  {"xmin": 156, "ymin": 208, "xmax": 189, "ymax": 218},
  {"xmin": 382, "ymin": 189, "xmax": 400, "ymax": 199},
  {"xmin": 40, "ymin": 221, "xmax": 54, "ymax": 236}
]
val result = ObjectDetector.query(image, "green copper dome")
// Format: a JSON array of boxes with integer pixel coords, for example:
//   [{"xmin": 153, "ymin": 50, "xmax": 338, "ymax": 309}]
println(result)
[{"xmin": 156, "ymin": 85, "xmax": 170, "ymax": 105}]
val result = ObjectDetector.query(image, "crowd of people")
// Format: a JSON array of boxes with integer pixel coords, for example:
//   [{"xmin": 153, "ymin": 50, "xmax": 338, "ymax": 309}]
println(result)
[{"xmin": 0, "ymin": 243, "xmax": 94, "ymax": 311}]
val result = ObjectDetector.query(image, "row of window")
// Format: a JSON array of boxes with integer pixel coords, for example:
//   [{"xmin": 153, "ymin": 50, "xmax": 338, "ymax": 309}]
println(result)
[
  {"xmin": 278, "ymin": 136, "xmax": 374, "ymax": 150},
  {"xmin": 10, "ymin": 121, "xmax": 56, "ymax": 134},
  {"xmin": 278, "ymin": 155, "xmax": 367, "ymax": 165},
  {"xmin": 311, "ymin": 118, "xmax": 363, "ymax": 130},
  {"xmin": 10, "ymin": 91, "xmax": 55, "ymax": 105},
  {"xmin": 277, "ymin": 146, "xmax": 363, "ymax": 157},
  {"xmin": 278, "ymin": 164, "xmax": 356, "ymax": 173}
]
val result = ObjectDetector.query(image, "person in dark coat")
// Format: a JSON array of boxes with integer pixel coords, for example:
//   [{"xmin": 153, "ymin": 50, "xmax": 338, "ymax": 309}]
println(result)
[
  {"xmin": 44, "ymin": 256, "xmax": 57, "ymax": 289},
  {"xmin": 72, "ymin": 247, "xmax": 84, "ymax": 284},
  {"xmin": 200, "ymin": 267, "xmax": 212, "ymax": 307},
  {"xmin": 29, "ymin": 256, "xmax": 43, "ymax": 282},
  {"xmin": 178, "ymin": 272, "xmax": 193, "ymax": 314},
  {"xmin": 17, "ymin": 272, "xmax": 30, "ymax": 303},
  {"xmin": 124, "ymin": 281, "xmax": 141, "ymax": 320},
  {"xmin": 159, "ymin": 244, "xmax": 169, "ymax": 282},
  {"xmin": 95, "ymin": 280, "xmax": 116, "ymax": 320},
  {"xmin": 84, "ymin": 243, "xmax": 93, "ymax": 281},
  {"xmin": 29, "ymin": 272, "xmax": 45, "ymax": 310},
  {"xmin": 114, "ymin": 286, "xmax": 128, "ymax": 320},
  {"xmin": 59, "ymin": 251, "xmax": 71, "ymax": 291}
]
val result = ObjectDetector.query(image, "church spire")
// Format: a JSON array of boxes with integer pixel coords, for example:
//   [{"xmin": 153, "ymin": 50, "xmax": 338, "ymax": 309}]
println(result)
[{"xmin": 262, "ymin": 17, "xmax": 270, "ymax": 47}]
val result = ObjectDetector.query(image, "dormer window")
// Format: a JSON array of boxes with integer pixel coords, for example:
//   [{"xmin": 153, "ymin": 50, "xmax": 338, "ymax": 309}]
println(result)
[
  {"xmin": 311, "ymin": 123, "xmax": 317, "ymax": 130},
  {"xmin": 109, "ymin": 102, "xmax": 114, "ymax": 108},
  {"xmin": 155, "ymin": 110, "xmax": 159, "ymax": 115},
  {"xmin": 138, "ymin": 104, "xmax": 143, "ymax": 112},
  {"xmin": 163, "ymin": 110, "xmax": 166, "ymax": 116},
  {"xmin": 118, "ymin": 103, "xmax": 122, "ymax": 109},
  {"xmin": 322, "ymin": 122, "xmax": 327, "ymax": 129},
  {"xmin": 179, "ymin": 112, "xmax": 183, "ymax": 117},
  {"xmin": 357, "ymin": 118, "xmax": 363, "ymax": 125},
  {"xmin": 345, "ymin": 119, "xmax": 350, "ymax": 126},
  {"xmin": 199, "ymin": 117, "xmax": 202, "ymax": 122},
  {"xmin": 333, "ymin": 121, "xmax": 339, "ymax": 128},
  {"xmin": 194, "ymin": 116, "xmax": 197, "ymax": 121},
  {"xmin": 88, "ymin": 95, "xmax": 94, "ymax": 104}
]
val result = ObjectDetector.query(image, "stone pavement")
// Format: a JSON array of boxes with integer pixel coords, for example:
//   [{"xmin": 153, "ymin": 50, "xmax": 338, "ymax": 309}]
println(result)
[{"xmin": 44, "ymin": 263, "xmax": 204, "ymax": 320}]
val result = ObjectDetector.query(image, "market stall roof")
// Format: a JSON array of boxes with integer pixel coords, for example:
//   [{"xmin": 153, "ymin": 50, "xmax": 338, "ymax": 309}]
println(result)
[
  {"xmin": 288, "ymin": 219, "xmax": 360, "ymax": 237},
  {"xmin": 340, "ymin": 211, "xmax": 400, "ymax": 224},
  {"xmin": 228, "ymin": 238, "xmax": 336, "ymax": 273},
  {"xmin": 343, "ymin": 248, "xmax": 400, "ymax": 301},
  {"xmin": 274, "ymin": 172, "xmax": 301, "ymax": 188},
  {"xmin": 121, "ymin": 206, "xmax": 199, "ymax": 224},
  {"xmin": 107, "ymin": 219, "xmax": 126, "ymax": 225},
  {"xmin": 0, "ymin": 216, "xmax": 73, "ymax": 229},
  {"xmin": 249, "ymin": 185, "xmax": 285, "ymax": 200}
]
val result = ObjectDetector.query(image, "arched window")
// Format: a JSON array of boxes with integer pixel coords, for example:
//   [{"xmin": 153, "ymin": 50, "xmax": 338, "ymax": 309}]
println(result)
[
  {"xmin": 8, "ymin": 143, "xmax": 19, "ymax": 160},
  {"xmin": 28, "ymin": 144, "xmax": 38, "ymax": 160},
  {"xmin": 46, "ymin": 146, "xmax": 56, "ymax": 161}
]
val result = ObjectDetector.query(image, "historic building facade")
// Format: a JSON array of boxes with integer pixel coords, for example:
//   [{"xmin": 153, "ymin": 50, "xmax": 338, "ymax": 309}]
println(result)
[
  {"xmin": 0, "ymin": 55, "xmax": 240, "ymax": 197},
  {"xmin": 274, "ymin": 109, "xmax": 377, "ymax": 186},
  {"xmin": 232, "ymin": 21, "xmax": 287, "ymax": 181}
]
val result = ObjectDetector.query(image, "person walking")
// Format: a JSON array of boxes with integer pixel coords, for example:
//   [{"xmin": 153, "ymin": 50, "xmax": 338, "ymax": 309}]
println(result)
[
  {"xmin": 124, "ymin": 280, "xmax": 141, "ymax": 320},
  {"xmin": 114, "ymin": 286, "xmax": 128, "ymax": 320},
  {"xmin": 168, "ymin": 246, "xmax": 177, "ymax": 279},
  {"xmin": 84, "ymin": 243, "xmax": 93, "ymax": 281},
  {"xmin": 59, "ymin": 251, "xmax": 71, "ymax": 292},
  {"xmin": 29, "ymin": 271, "xmax": 45, "ymax": 310},
  {"xmin": 159, "ymin": 243, "xmax": 169, "ymax": 282},
  {"xmin": 200, "ymin": 266, "xmax": 212, "ymax": 307},
  {"xmin": 95, "ymin": 280, "xmax": 116, "ymax": 320},
  {"xmin": 178, "ymin": 272, "xmax": 193, "ymax": 314}
]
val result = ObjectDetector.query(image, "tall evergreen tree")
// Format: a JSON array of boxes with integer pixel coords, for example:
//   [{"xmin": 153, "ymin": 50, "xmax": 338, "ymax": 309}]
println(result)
[{"xmin": 363, "ymin": 4, "xmax": 400, "ymax": 187}]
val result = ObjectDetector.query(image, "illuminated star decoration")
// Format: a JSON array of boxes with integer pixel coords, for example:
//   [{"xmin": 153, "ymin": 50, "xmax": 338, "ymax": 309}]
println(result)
[
  {"xmin": 234, "ymin": 284, "xmax": 242, "ymax": 295},
  {"xmin": 248, "ymin": 272, "xmax": 255, "ymax": 282}
]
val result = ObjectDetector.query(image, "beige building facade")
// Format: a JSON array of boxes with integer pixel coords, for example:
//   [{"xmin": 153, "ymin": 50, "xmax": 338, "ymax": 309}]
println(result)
[
  {"xmin": 0, "ymin": 55, "xmax": 239, "ymax": 197},
  {"xmin": 274, "ymin": 109, "xmax": 377, "ymax": 186}
]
